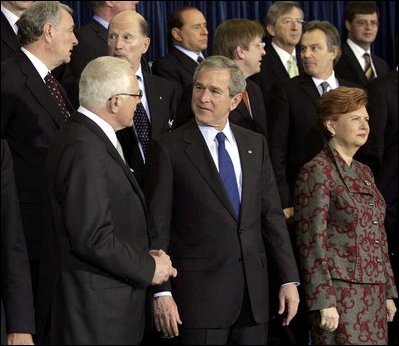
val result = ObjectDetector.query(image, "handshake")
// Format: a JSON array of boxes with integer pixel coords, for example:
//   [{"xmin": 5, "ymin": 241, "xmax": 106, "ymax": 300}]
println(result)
[{"xmin": 150, "ymin": 249, "xmax": 178, "ymax": 285}]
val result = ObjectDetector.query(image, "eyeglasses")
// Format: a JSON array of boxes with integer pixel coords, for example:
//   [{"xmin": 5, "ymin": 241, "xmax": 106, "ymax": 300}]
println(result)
[
  {"xmin": 353, "ymin": 20, "xmax": 379, "ymax": 28},
  {"xmin": 252, "ymin": 42, "xmax": 266, "ymax": 50},
  {"xmin": 108, "ymin": 90, "xmax": 143, "ymax": 101},
  {"xmin": 281, "ymin": 18, "xmax": 306, "ymax": 26}
]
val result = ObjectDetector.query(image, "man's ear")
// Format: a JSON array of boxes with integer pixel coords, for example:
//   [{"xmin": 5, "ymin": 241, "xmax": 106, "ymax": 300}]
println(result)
[
  {"xmin": 229, "ymin": 93, "xmax": 243, "ymax": 111},
  {"xmin": 43, "ymin": 22, "xmax": 53, "ymax": 42},
  {"xmin": 171, "ymin": 27, "xmax": 183, "ymax": 43},
  {"xmin": 109, "ymin": 96, "xmax": 120, "ymax": 114}
]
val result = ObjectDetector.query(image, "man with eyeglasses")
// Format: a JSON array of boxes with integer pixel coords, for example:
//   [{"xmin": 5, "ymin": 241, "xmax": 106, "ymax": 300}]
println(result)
[
  {"xmin": 36, "ymin": 56, "xmax": 177, "ymax": 344},
  {"xmin": 335, "ymin": 1, "xmax": 390, "ymax": 88},
  {"xmin": 107, "ymin": 10, "xmax": 181, "ymax": 186},
  {"xmin": 252, "ymin": 1, "xmax": 305, "ymax": 117},
  {"xmin": 211, "ymin": 18, "xmax": 269, "ymax": 137}
]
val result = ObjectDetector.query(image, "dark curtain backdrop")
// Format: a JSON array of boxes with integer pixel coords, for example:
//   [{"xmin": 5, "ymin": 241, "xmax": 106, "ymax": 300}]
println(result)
[{"xmin": 62, "ymin": 1, "xmax": 397, "ymax": 68}]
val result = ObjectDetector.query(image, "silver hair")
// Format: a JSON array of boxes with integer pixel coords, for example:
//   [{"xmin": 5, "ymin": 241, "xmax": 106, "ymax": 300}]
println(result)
[
  {"xmin": 265, "ymin": 1, "xmax": 304, "ymax": 26},
  {"xmin": 193, "ymin": 55, "xmax": 246, "ymax": 97},
  {"xmin": 17, "ymin": 1, "xmax": 72, "ymax": 45},
  {"xmin": 79, "ymin": 57, "xmax": 135, "ymax": 109}
]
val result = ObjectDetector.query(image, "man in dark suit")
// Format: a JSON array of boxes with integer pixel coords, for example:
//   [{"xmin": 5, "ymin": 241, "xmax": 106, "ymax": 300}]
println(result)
[
  {"xmin": 335, "ymin": 1, "xmax": 390, "ymax": 88},
  {"xmin": 69, "ymin": 1, "xmax": 139, "ymax": 81},
  {"xmin": 152, "ymin": 6, "xmax": 208, "ymax": 92},
  {"xmin": 36, "ymin": 56, "xmax": 177, "ymax": 345},
  {"xmin": 143, "ymin": 56, "xmax": 300, "ymax": 345},
  {"xmin": 357, "ymin": 70, "xmax": 398, "ymax": 174},
  {"xmin": 1, "ymin": 1, "xmax": 77, "ymax": 298},
  {"xmin": 212, "ymin": 18, "xmax": 268, "ymax": 137},
  {"xmin": 1, "ymin": 139, "xmax": 35, "ymax": 346},
  {"xmin": 108, "ymin": 10, "xmax": 180, "ymax": 185},
  {"xmin": 269, "ymin": 20, "xmax": 357, "ymax": 219},
  {"xmin": 251, "ymin": 1, "xmax": 305, "ymax": 112},
  {"xmin": 1, "ymin": 1, "xmax": 34, "ymax": 61}
]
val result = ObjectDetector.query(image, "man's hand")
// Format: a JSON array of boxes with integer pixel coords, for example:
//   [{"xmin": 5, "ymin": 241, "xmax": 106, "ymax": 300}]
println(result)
[
  {"xmin": 319, "ymin": 307, "xmax": 339, "ymax": 332},
  {"xmin": 153, "ymin": 295, "xmax": 182, "ymax": 337},
  {"xmin": 387, "ymin": 299, "xmax": 397, "ymax": 322},
  {"xmin": 7, "ymin": 333, "xmax": 34, "ymax": 345},
  {"xmin": 150, "ymin": 250, "xmax": 177, "ymax": 285},
  {"xmin": 278, "ymin": 283, "xmax": 299, "ymax": 326}
]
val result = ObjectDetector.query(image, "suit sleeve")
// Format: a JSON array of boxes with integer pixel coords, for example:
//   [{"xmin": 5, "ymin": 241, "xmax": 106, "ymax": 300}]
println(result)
[
  {"xmin": 268, "ymin": 82, "xmax": 292, "ymax": 208},
  {"xmin": 143, "ymin": 139, "xmax": 174, "ymax": 292},
  {"xmin": 294, "ymin": 163, "xmax": 337, "ymax": 311},
  {"xmin": 260, "ymin": 136, "xmax": 300, "ymax": 284},
  {"xmin": 54, "ymin": 139, "xmax": 155, "ymax": 288},
  {"xmin": 1, "ymin": 140, "xmax": 35, "ymax": 334}
]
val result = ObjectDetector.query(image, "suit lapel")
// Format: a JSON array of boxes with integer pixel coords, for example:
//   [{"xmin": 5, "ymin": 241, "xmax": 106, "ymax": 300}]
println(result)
[
  {"xmin": 171, "ymin": 47, "xmax": 198, "ymax": 75},
  {"xmin": 231, "ymin": 126, "xmax": 256, "ymax": 224},
  {"xmin": 1, "ymin": 12, "xmax": 20, "ymax": 53},
  {"xmin": 73, "ymin": 113, "xmax": 146, "ymax": 206},
  {"xmin": 18, "ymin": 53, "xmax": 66, "ymax": 127},
  {"xmin": 299, "ymin": 75, "xmax": 320, "ymax": 104},
  {"xmin": 89, "ymin": 19, "xmax": 108, "ymax": 44},
  {"xmin": 343, "ymin": 43, "xmax": 368, "ymax": 86},
  {"xmin": 183, "ymin": 122, "xmax": 237, "ymax": 219}
]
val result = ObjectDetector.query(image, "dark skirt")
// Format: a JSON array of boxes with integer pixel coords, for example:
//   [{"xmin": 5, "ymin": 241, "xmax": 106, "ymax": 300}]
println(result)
[{"xmin": 309, "ymin": 281, "xmax": 388, "ymax": 345}]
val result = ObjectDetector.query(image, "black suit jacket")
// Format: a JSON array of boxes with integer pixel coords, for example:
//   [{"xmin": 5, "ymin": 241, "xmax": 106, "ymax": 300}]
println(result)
[
  {"xmin": 1, "ymin": 52, "xmax": 74, "ymax": 260},
  {"xmin": 1, "ymin": 140, "xmax": 35, "ymax": 343},
  {"xmin": 174, "ymin": 79, "xmax": 268, "ymax": 137},
  {"xmin": 335, "ymin": 42, "xmax": 390, "ymax": 88},
  {"xmin": 268, "ymin": 74, "xmax": 358, "ymax": 208},
  {"xmin": 357, "ymin": 70, "xmax": 398, "ymax": 174},
  {"xmin": 36, "ymin": 112, "xmax": 155, "ymax": 344},
  {"xmin": 143, "ymin": 120, "xmax": 299, "ymax": 328},
  {"xmin": 152, "ymin": 46, "xmax": 199, "ymax": 91},
  {"xmin": 1, "ymin": 11, "xmax": 19, "ymax": 62},
  {"xmin": 69, "ymin": 19, "xmax": 108, "ymax": 80},
  {"xmin": 251, "ymin": 44, "xmax": 304, "ymax": 111},
  {"xmin": 117, "ymin": 72, "xmax": 180, "ymax": 185}
]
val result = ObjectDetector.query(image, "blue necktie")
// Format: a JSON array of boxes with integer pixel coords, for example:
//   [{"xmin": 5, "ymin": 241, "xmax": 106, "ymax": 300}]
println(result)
[
  {"xmin": 134, "ymin": 102, "xmax": 151, "ymax": 157},
  {"xmin": 216, "ymin": 132, "xmax": 240, "ymax": 217}
]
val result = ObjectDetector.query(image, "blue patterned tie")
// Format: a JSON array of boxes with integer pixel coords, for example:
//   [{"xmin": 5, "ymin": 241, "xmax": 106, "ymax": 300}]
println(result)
[
  {"xmin": 216, "ymin": 132, "xmax": 240, "ymax": 217},
  {"xmin": 134, "ymin": 102, "xmax": 151, "ymax": 157}
]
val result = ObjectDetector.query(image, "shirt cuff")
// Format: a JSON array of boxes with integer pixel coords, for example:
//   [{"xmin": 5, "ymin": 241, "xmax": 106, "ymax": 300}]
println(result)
[{"xmin": 153, "ymin": 291, "xmax": 172, "ymax": 298}]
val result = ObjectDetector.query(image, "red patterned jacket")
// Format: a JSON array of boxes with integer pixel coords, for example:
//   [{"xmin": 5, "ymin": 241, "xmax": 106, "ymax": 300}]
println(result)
[{"xmin": 294, "ymin": 145, "xmax": 397, "ymax": 311}]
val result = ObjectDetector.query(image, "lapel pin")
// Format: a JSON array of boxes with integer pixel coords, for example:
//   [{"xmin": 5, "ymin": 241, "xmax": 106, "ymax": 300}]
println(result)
[
  {"xmin": 248, "ymin": 150, "xmax": 252, "ymax": 154},
  {"xmin": 159, "ymin": 96, "xmax": 163, "ymax": 100}
]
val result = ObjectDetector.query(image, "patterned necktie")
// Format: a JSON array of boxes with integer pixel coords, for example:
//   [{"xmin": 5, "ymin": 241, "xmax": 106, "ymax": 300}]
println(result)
[
  {"xmin": 44, "ymin": 72, "xmax": 69, "ymax": 121},
  {"xmin": 363, "ymin": 53, "xmax": 375, "ymax": 80},
  {"xmin": 134, "ymin": 102, "xmax": 151, "ymax": 157},
  {"xmin": 216, "ymin": 132, "xmax": 240, "ymax": 217},
  {"xmin": 197, "ymin": 55, "xmax": 204, "ymax": 64},
  {"xmin": 320, "ymin": 81, "xmax": 330, "ymax": 95},
  {"xmin": 287, "ymin": 55, "xmax": 299, "ymax": 78}
]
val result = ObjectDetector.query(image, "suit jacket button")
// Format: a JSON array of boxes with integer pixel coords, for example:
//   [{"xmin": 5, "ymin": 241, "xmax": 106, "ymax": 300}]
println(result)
[
  {"xmin": 372, "ymin": 220, "xmax": 378, "ymax": 225},
  {"xmin": 364, "ymin": 180, "xmax": 371, "ymax": 186}
]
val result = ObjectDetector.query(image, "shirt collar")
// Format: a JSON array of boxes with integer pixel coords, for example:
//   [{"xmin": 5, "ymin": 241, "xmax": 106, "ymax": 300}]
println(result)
[
  {"xmin": 21, "ymin": 47, "xmax": 50, "ymax": 81},
  {"xmin": 78, "ymin": 105, "xmax": 118, "ymax": 148},
  {"xmin": 271, "ymin": 41, "xmax": 297, "ymax": 66},
  {"xmin": 312, "ymin": 71, "xmax": 339, "ymax": 89},
  {"xmin": 92, "ymin": 15, "xmax": 109, "ymax": 29},
  {"xmin": 174, "ymin": 44, "xmax": 204, "ymax": 63},
  {"xmin": 1, "ymin": 4, "xmax": 19, "ymax": 34},
  {"xmin": 347, "ymin": 38, "xmax": 371, "ymax": 59},
  {"xmin": 197, "ymin": 121, "xmax": 235, "ymax": 145}
]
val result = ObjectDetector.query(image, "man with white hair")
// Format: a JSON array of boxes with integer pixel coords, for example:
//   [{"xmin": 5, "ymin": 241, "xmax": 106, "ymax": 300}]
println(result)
[{"xmin": 36, "ymin": 56, "xmax": 177, "ymax": 345}]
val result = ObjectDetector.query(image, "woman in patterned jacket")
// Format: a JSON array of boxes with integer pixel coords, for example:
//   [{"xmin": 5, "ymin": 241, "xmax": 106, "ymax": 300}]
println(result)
[{"xmin": 294, "ymin": 86, "xmax": 397, "ymax": 345}]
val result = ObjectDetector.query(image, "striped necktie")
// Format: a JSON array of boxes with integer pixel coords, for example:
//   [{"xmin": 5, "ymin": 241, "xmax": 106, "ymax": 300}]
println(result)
[{"xmin": 363, "ymin": 53, "xmax": 375, "ymax": 80}]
